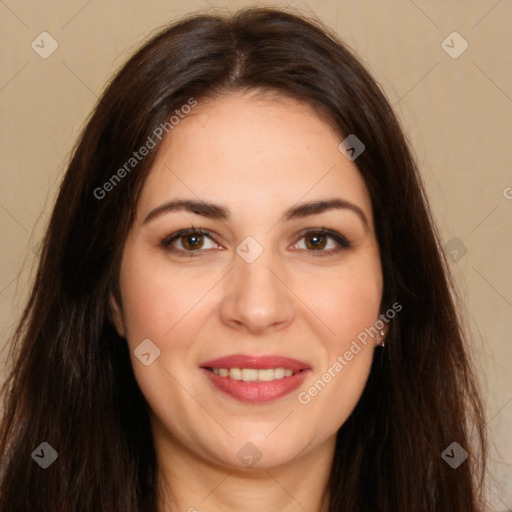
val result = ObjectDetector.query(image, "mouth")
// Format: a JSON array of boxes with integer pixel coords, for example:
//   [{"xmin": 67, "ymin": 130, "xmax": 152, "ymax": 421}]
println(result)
[{"xmin": 199, "ymin": 354, "xmax": 311, "ymax": 403}]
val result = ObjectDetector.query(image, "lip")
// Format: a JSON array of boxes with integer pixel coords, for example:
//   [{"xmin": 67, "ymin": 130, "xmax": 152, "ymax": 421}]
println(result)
[
  {"xmin": 200, "ymin": 367, "xmax": 311, "ymax": 403},
  {"xmin": 199, "ymin": 354, "xmax": 311, "ymax": 372},
  {"xmin": 199, "ymin": 354, "xmax": 312, "ymax": 404}
]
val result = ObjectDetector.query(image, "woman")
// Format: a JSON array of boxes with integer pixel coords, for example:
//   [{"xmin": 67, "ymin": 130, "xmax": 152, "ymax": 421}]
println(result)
[{"xmin": 0, "ymin": 7, "xmax": 487, "ymax": 511}]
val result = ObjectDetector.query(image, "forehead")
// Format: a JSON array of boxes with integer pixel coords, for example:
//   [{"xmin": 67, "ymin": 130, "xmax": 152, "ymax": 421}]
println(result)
[{"xmin": 137, "ymin": 92, "xmax": 373, "ymax": 227}]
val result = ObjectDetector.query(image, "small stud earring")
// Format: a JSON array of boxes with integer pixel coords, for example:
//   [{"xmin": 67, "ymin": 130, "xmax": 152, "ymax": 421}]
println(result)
[{"xmin": 378, "ymin": 329, "xmax": 385, "ymax": 347}]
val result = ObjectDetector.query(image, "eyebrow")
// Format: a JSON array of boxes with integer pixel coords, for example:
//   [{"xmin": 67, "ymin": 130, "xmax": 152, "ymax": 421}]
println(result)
[{"xmin": 143, "ymin": 197, "xmax": 370, "ymax": 230}]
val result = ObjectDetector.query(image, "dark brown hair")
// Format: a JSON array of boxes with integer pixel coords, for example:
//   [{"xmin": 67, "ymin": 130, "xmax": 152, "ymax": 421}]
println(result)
[{"xmin": 0, "ymin": 7, "xmax": 486, "ymax": 511}]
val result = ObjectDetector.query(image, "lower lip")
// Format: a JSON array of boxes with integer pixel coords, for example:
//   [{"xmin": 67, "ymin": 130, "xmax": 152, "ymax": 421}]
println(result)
[{"xmin": 201, "ymin": 368, "xmax": 310, "ymax": 403}]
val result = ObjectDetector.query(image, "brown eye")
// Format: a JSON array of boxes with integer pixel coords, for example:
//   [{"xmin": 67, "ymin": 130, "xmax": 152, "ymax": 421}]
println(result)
[
  {"xmin": 292, "ymin": 228, "xmax": 351, "ymax": 256},
  {"xmin": 304, "ymin": 233, "xmax": 328, "ymax": 250},
  {"xmin": 180, "ymin": 233, "xmax": 204, "ymax": 250},
  {"xmin": 160, "ymin": 228, "xmax": 218, "ymax": 254}
]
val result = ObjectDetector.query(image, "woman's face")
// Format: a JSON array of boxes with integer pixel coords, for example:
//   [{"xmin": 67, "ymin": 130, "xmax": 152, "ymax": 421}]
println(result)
[{"xmin": 110, "ymin": 91, "xmax": 384, "ymax": 470}]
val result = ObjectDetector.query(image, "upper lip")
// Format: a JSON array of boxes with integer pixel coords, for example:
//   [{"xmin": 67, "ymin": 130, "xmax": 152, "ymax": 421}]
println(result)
[{"xmin": 200, "ymin": 354, "xmax": 311, "ymax": 372}]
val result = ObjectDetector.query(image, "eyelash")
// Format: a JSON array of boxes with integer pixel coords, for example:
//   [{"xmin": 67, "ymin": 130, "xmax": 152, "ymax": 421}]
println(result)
[{"xmin": 160, "ymin": 227, "xmax": 351, "ymax": 258}]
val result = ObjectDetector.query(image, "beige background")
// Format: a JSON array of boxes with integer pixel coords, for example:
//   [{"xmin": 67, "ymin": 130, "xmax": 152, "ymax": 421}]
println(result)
[{"xmin": 1, "ymin": 0, "xmax": 511, "ymax": 509}]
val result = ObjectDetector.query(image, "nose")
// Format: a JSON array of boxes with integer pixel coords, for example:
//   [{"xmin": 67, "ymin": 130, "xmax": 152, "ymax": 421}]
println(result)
[{"xmin": 219, "ymin": 247, "xmax": 295, "ymax": 335}]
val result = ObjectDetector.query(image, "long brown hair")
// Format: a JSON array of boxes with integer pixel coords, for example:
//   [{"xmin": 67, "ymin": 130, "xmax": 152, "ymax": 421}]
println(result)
[{"xmin": 0, "ymin": 7, "xmax": 486, "ymax": 511}]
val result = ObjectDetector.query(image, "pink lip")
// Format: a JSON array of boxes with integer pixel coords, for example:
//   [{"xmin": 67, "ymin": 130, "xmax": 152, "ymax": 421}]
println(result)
[
  {"xmin": 199, "ymin": 354, "xmax": 311, "ymax": 372},
  {"xmin": 200, "ymin": 367, "xmax": 311, "ymax": 403},
  {"xmin": 199, "ymin": 354, "xmax": 311, "ymax": 404}
]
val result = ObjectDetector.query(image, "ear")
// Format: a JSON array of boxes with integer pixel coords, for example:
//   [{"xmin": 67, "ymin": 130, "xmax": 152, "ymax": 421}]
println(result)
[{"xmin": 108, "ymin": 292, "xmax": 126, "ymax": 338}]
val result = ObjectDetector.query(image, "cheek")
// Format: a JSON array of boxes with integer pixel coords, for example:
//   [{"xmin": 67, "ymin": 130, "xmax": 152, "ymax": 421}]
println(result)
[
  {"xmin": 297, "ymin": 271, "xmax": 379, "ymax": 432},
  {"xmin": 293, "ymin": 255, "xmax": 382, "ymax": 421},
  {"xmin": 117, "ymin": 248, "xmax": 203, "ymax": 408},
  {"xmin": 298, "ymin": 256, "xmax": 383, "ymax": 344},
  {"xmin": 118, "ymin": 247, "xmax": 199, "ymax": 345}
]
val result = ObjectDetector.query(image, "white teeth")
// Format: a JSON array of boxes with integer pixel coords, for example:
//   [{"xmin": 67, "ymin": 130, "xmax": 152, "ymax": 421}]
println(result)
[
  {"xmin": 210, "ymin": 367, "xmax": 298, "ymax": 381},
  {"xmin": 229, "ymin": 368, "xmax": 242, "ymax": 380},
  {"xmin": 241, "ymin": 368, "xmax": 258, "ymax": 381},
  {"xmin": 274, "ymin": 367, "xmax": 285, "ymax": 379},
  {"xmin": 257, "ymin": 369, "xmax": 276, "ymax": 381}
]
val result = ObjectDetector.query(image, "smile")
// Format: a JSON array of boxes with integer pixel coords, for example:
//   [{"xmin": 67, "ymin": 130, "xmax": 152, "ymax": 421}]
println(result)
[{"xmin": 199, "ymin": 354, "xmax": 311, "ymax": 403}]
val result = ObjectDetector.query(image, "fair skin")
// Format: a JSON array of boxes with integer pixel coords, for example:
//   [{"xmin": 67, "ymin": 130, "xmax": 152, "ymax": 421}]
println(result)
[{"xmin": 110, "ymin": 91, "xmax": 385, "ymax": 512}]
